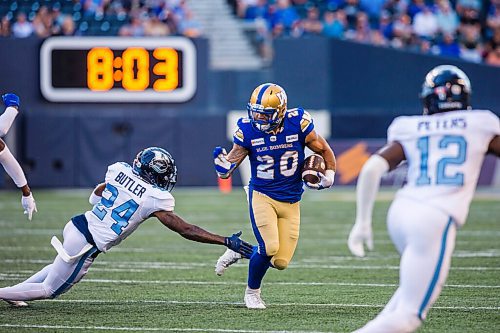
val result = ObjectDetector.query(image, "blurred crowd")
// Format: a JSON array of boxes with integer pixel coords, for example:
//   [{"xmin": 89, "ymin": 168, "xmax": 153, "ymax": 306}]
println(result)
[
  {"xmin": 229, "ymin": 0, "xmax": 500, "ymax": 66},
  {"xmin": 0, "ymin": 0, "xmax": 202, "ymax": 38},
  {"xmin": 2, "ymin": 0, "xmax": 500, "ymax": 67}
]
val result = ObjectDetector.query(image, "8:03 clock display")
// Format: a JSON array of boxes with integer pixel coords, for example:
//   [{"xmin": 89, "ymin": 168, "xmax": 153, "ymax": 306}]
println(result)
[{"xmin": 40, "ymin": 37, "xmax": 197, "ymax": 103}]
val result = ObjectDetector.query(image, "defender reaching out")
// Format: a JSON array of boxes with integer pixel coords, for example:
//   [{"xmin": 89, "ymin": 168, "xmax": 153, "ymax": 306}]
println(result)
[{"xmin": 0, "ymin": 147, "xmax": 253, "ymax": 307}]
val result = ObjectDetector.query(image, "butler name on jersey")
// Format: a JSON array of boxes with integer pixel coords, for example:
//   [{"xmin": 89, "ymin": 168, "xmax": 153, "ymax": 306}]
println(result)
[
  {"xmin": 233, "ymin": 107, "xmax": 314, "ymax": 203},
  {"xmin": 87, "ymin": 161, "xmax": 175, "ymax": 252}
]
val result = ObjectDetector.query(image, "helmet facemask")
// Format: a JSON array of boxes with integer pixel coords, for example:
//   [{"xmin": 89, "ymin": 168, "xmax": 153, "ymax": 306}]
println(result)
[
  {"xmin": 247, "ymin": 83, "xmax": 287, "ymax": 132},
  {"xmin": 420, "ymin": 65, "xmax": 471, "ymax": 115},
  {"xmin": 247, "ymin": 103, "xmax": 283, "ymax": 132},
  {"xmin": 133, "ymin": 147, "xmax": 177, "ymax": 191}
]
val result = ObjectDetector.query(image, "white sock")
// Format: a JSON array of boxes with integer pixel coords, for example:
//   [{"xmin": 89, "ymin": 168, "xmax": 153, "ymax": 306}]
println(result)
[
  {"xmin": 0, "ymin": 144, "xmax": 27, "ymax": 187},
  {"xmin": 0, "ymin": 107, "xmax": 19, "ymax": 137}
]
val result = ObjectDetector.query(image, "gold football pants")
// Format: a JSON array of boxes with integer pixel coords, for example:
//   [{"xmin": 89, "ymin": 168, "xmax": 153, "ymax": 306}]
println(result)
[{"xmin": 248, "ymin": 189, "xmax": 300, "ymax": 270}]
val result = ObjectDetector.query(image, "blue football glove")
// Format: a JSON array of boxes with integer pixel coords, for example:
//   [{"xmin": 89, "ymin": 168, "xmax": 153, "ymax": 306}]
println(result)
[
  {"xmin": 224, "ymin": 231, "xmax": 254, "ymax": 259},
  {"xmin": 213, "ymin": 146, "xmax": 236, "ymax": 179},
  {"xmin": 2, "ymin": 93, "xmax": 20, "ymax": 108}
]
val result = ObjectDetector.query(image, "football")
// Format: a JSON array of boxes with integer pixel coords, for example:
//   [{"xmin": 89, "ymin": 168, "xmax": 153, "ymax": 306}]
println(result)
[{"xmin": 301, "ymin": 154, "xmax": 326, "ymax": 184}]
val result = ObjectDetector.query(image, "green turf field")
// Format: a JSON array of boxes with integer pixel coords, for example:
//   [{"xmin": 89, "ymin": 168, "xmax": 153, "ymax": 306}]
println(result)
[{"xmin": 0, "ymin": 188, "xmax": 498, "ymax": 332}]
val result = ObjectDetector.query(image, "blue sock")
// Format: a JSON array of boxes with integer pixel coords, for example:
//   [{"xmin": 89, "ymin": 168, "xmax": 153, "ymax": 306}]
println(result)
[{"xmin": 248, "ymin": 252, "xmax": 272, "ymax": 289}]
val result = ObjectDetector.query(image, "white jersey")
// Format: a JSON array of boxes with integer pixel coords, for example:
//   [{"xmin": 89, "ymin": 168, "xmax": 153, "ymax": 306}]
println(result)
[
  {"xmin": 85, "ymin": 162, "xmax": 175, "ymax": 252},
  {"xmin": 388, "ymin": 110, "xmax": 499, "ymax": 226}
]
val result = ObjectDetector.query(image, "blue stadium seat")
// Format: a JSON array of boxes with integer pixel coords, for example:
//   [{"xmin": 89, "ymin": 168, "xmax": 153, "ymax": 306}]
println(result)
[{"xmin": 31, "ymin": 2, "xmax": 40, "ymax": 12}]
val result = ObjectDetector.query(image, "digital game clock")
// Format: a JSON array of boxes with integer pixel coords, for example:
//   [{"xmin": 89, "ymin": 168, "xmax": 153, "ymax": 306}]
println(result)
[{"xmin": 40, "ymin": 37, "xmax": 197, "ymax": 102}]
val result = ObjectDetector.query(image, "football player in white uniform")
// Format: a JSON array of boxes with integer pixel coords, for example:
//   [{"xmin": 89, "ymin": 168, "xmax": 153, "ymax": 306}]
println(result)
[
  {"xmin": 0, "ymin": 93, "xmax": 37, "ymax": 220},
  {"xmin": 348, "ymin": 65, "xmax": 500, "ymax": 332},
  {"xmin": 0, "ymin": 147, "xmax": 254, "ymax": 307}
]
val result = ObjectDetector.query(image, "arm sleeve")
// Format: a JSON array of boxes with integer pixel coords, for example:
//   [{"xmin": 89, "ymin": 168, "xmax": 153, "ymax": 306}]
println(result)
[
  {"xmin": 0, "ymin": 144, "xmax": 27, "ymax": 187},
  {"xmin": 355, "ymin": 154, "xmax": 390, "ymax": 225},
  {"xmin": 0, "ymin": 107, "xmax": 19, "ymax": 137}
]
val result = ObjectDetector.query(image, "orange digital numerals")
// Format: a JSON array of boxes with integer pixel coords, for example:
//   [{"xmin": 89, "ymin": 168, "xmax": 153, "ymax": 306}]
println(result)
[{"xmin": 87, "ymin": 47, "xmax": 179, "ymax": 92}]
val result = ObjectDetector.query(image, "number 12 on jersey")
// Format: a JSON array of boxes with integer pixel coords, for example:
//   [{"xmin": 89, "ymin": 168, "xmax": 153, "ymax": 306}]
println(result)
[
  {"xmin": 416, "ymin": 135, "xmax": 467, "ymax": 186},
  {"xmin": 92, "ymin": 184, "xmax": 139, "ymax": 235}
]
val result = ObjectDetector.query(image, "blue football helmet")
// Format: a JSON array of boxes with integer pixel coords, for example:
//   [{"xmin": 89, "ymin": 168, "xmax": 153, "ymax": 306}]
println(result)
[
  {"xmin": 420, "ymin": 65, "xmax": 471, "ymax": 115},
  {"xmin": 133, "ymin": 147, "xmax": 177, "ymax": 191},
  {"xmin": 247, "ymin": 83, "xmax": 288, "ymax": 132}
]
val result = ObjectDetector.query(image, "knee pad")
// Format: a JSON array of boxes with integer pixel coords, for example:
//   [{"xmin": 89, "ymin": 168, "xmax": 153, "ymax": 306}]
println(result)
[{"xmin": 272, "ymin": 258, "xmax": 289, "ymax": 270}]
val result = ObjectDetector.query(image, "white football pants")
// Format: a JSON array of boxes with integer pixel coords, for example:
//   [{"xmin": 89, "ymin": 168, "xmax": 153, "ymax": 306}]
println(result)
[
  {"xmin": 0, "ymin": 221, "xmax": 98, "ymax": 301},
  {"xmin": 353, "ymin": 197, "xmax": 457, "ymax": 333}
]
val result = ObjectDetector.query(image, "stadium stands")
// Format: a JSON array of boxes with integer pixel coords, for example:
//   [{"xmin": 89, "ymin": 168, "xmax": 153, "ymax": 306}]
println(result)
[
  {"xmin": 227, "ymin": 0, "xmax": 500, "ymax": 66},
  {"xmin": 1, "ymin": 0, "xmax": 499, "ymax": 67},
  {"xmin": 0, "ymin": 0, "xmax": 200, "ymax": 37}
]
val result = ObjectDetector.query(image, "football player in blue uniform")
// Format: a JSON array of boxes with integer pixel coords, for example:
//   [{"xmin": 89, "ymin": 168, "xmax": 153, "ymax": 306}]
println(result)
[
  {"xmin": 0, "ymin": 93, "xmax": 37, "ymax": 220},
  {"xmin": 213, "ymin": 83, "xmax": 337, "ymax": 309},
  {"xmin": 0, "ymin": 147, "xmax": 253, "ymax": 307}
]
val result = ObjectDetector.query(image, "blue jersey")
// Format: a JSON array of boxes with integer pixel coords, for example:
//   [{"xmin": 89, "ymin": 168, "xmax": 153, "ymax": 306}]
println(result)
[{"xmin": 233, "ymin": 108, "xmax": 314, "ymax": 203}]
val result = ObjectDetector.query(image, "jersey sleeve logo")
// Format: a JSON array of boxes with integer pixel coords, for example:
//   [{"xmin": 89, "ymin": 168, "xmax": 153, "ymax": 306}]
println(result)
[
  {"xmin": 300, "ymin": 110, "xmax": 313, "ymax": 132},
  {"xmin": 234, "ymin": 128, "xmax": 244, "ymax": 142}
]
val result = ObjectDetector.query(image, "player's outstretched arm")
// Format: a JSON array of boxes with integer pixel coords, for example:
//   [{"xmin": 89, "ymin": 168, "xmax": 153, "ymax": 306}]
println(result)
[
  {"xmin": 213, "ymin": 143, "xmax": 248, "ymax": 179},
  {"xmin": 305, "ymin": 130, "xmax": 337, "ymax": 189},
  {"xmin": 0, "ymin": 93, "xmax": 20, "ymax": 137},
  {"xmin": 154, "ymin": 211, "xmax": 254, "ymax": 258},
  {"xmin": 0, "ymin": 138, "xmax": 37, "ymax": 221},
  {"xmin": 348, "ymin": 142, "xmax": 405, "ymax": 257}
]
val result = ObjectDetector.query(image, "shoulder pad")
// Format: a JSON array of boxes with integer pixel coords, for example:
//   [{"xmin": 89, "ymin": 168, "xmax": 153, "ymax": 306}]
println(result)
[
  {"xmin": 286, "ymin": 108, "xmax": 313, "ymax": 133},
  {"xmin": 469, "ymin": 110, "xmax": 500, "ymax": 134},
  {"xmin": 234, "ymin": 117, "xmax": 252, "ymax": 143},
  {"xmin": 149, "ymin": 187, "xmax": 174, "ymax": 200},
  {"xmin": 105, "ymin": 162, "xmax": 131, "ymax": 181},
  {"xmin": 387, "ymin": 116, "xmax": 414, "ymax": 142}
]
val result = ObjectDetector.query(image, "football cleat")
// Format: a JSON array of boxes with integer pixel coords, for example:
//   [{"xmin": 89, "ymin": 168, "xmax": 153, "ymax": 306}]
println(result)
[
  {"xmin": 2, "ymin": 299, "xmax": 28, "ymax": 307},
  {"xmin": 244, "ymin": 287, "xmax": 266, "ymax": 309},
  {"xmin": 215, "ymin": 249, "xmax": 242, "ymax": 276}
]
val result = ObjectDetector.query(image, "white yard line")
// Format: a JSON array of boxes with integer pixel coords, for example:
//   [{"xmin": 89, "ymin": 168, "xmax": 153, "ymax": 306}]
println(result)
[
  {"xmin": 0, "ymin": 324, "xmax": 328, "ymax": 333},
  {"xmin": 1, "ymin": 258, "xmax": 499, "ymax": 271},
  {"xmin": 0, "ymin": 275, "xmax": 498, "ymax": 289},
  {"xmin": 1, "ymin": 246, "xmax": 499, "ymax": 258},
  {"xmin": 7, "ymin": 299, "xmax": 500, "ymax": 311}
]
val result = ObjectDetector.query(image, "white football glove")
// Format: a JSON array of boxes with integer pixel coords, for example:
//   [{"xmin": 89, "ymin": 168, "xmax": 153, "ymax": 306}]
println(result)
[
  {"xmin": 21, "ymin": 193, "xmax": 37, "ymax": 221},
  {"xmin": 305, "ymin": 169, "xmax": 335, "ymax": 190},
  {"xmin": 347, "ymin": 220, "xmax": 373, "ymax": 258},
  {"xmin": 213, "ymin": 146, "xmax": 236, "ymax": 179}
]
